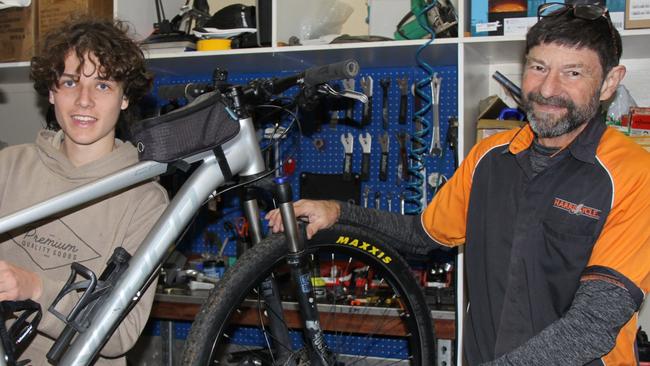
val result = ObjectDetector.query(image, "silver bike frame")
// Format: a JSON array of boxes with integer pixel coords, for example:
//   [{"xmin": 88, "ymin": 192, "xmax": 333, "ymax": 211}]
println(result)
[{"xmin": 0, "ymin": 116, "xmax": 265, "ymax": 366}]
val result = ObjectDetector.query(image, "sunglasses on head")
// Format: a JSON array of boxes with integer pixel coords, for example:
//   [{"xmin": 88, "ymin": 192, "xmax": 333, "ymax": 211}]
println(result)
[{"xmin": 537, "ymin": 2, "xmax": 619, "ymax": 59}]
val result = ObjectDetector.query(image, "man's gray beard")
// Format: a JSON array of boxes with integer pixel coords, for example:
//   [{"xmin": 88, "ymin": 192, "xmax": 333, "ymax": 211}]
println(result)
[{"xmin": 524, "ymin": 92, "xmax": 601, "ymax": 138}]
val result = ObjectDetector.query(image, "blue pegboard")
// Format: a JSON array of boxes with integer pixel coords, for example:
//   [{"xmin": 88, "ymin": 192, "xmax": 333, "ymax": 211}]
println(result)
[
  {"xmin": 290, "ymin": 66, "xmax": 457, "ymax": 213},
  {"xmin": 229, "ymin": 326, "xmax": 409, "ymax": 359},
  {"xmin": 156, "ymin": 64, "xmax": 457, "ymax": 218},
  {"xmin": 146, "ymin": 320, "xmax": 410, "ymax": 358},
  {"xmin": 147, "ymin": 319, "xmax": 193, "ymax": 340}
]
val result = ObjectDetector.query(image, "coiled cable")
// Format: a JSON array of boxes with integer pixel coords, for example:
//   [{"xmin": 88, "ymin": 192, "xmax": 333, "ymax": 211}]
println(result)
[{"xmin": 404, "ymin": 1, "xmax": 437, "ymax": 215}]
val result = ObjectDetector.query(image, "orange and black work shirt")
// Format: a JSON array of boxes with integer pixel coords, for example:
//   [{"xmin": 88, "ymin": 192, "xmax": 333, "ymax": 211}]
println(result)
[{"xmin": 422, "ymin": 115, "xmax": 650, "ymax": 365}]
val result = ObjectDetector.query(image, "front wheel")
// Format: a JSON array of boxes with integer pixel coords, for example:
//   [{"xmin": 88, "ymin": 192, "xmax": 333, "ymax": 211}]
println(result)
[{"xmin": 181, "ymin": 224, "xmax": 436, "ymax": 365}]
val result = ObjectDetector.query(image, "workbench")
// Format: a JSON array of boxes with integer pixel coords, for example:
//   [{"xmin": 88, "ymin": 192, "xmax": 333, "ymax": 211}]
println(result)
[{"xmin": 150, "ymin": 291, "xmax": 456, "ymax": 364}]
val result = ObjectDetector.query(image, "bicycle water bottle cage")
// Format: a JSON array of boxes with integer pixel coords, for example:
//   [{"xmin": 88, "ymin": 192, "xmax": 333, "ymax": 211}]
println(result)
[
  {"xmin": 48, "ymin": 247, "xmax": 132, "ymax": 333},
  {"xmin": 0, "ymin": 300, "xmax": 42, "ymax": 366},
  {"xmin": 48, "ymin": 262, "xmax": 100, "ymax": 332},
  {"xmin": 46, "ymin": 248, "xmax": 132, "ymax": 364},
  {"xmin": 130, "ymin": 91, "xmax": 240, "ymax": 163}
]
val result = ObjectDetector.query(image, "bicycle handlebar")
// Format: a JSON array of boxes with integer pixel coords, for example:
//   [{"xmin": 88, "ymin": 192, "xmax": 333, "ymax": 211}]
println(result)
[
  {"xmin": 157, "ymin": 83, "xmax": 214, "ymax": 100},
  {"xmin": 304, "ymin": 59, "xmax": 359, "ymax": 86},
  {"xmin": 157, "ymin": 59, "xmax": 360, "ymax": 101}
]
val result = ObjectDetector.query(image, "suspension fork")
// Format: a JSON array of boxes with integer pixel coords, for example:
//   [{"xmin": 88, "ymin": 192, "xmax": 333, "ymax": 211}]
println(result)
[
  {"xmin": 240, "ymin": 187, "xmax": 293, "ymax": 363},
  {"xmin": 274, "ymin": 177, "xmax": 335, "ymax": 366}
]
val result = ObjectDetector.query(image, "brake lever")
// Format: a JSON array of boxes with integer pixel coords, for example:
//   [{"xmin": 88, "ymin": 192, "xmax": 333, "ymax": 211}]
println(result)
[{"xmin": 318, "ymin": 84, "xmax": 368, "ymax": 104}]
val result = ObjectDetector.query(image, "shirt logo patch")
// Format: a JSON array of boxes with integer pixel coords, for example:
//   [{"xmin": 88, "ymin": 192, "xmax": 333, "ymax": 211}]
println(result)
[
  {"xmin": 553, "ymin": 197, "xmax": 601, "ymax": 220},
  {"xmin": 8, "ymin": 220, "xmax": 101, "ymax": 270}
]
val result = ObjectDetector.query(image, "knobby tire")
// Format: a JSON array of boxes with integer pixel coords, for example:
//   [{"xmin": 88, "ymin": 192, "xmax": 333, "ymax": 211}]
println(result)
[{"xmin": 181, "ymin": 224, "xmax": 436, "ymax": 365}]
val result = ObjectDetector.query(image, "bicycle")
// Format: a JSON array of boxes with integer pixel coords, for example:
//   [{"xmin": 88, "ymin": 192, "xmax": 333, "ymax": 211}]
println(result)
[{"xmin": 0, "ymin": 59, "xmax": 436, "ymax": 366}]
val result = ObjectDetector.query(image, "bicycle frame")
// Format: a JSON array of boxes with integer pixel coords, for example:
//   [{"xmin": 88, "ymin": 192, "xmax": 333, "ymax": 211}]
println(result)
[{"xmin": 0, "ymin": 115, "xmax": 265, "ymax": 366}]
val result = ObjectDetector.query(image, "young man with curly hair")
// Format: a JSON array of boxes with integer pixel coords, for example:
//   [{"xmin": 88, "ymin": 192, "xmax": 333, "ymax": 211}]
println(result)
[{"xmin": 0, "ymin": 18, "xmax": 168, "ymax": 365}]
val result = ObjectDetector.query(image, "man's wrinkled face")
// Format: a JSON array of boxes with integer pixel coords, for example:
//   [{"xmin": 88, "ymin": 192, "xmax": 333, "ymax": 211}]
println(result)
[{"xmin": 522, "ymin": 43, "xmax": 604, "ymax": 138}]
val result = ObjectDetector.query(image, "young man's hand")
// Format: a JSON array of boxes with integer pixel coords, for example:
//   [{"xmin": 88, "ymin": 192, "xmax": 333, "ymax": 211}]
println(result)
[
  {"xmin": 265, "ymin": 199, "xmax": 341, "ymax": 239},
  {"xmin": 0, "ymin": 260, "xmax": 43, "ymax": 302}
]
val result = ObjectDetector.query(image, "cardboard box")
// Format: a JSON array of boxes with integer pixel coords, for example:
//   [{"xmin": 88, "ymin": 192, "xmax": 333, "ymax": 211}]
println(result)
[
  {"xmin": 0, "ymin": 3, "xmax": 38, "ymax": 62},
  {"xmin": 625, "ymin": 0, "xmax": 650, "ymax": 29},
  {"xmin": 38, "ymin": 0, "xmax": 112, "ymax": 45},
  {"xmin": 475, "ymin": 95, "xmax": 526, "ymax": 141},
  {"xmin": 477, "ymin": 119, "xmax": 527, "ymax": 140}
]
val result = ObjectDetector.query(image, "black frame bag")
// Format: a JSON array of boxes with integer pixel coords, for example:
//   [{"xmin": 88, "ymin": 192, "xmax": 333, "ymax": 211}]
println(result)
[{"xmin": 130, "ymin": 92, "xmax": 240, "ymax": 163}]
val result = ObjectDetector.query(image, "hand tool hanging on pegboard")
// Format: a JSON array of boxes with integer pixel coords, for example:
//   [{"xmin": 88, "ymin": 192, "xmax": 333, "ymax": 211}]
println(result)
[
  {"xmin": 429, "ymin": 74, "xmax": 443, "ymax": 156},
  {"xmin": 360, "ymin": 76, "xmax": 373, "ymax": 127},
  {"xmin": 396, "ymin": 131, "xmax": 409, "ymax": 186},
  {"xmin": 342, "ymin": 78, "xmax": 356, "ymax": 124},
  {"xmin": 379, "ymin": 132, "xmax": 390, "ymax": 181},
  {"xmin": 341, "ymin": 132, "xmax": 354, "ymax": 181},
  {"xmin": 362, "ymin": 186, "xmax": 370, "ymax": 208},
  {"xmin": 398, "ymin": 77, "xmax": 409, "ymax": 125},
  {"xmin": 359, "ymin": 133, "xmax": 371, "ymax": 181},
  {"xmin": 380, "ymin": 78, "xmax": 391, "ymax": 130}
]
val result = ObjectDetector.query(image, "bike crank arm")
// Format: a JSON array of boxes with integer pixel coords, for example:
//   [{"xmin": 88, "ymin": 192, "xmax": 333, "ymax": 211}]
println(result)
[{"xmin": 274, "ymin": 178, "xmax": 336, "ymax": 365}]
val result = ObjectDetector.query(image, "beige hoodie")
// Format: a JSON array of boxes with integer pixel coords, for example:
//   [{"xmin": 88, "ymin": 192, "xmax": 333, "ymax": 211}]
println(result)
[{"xmin": 0, "ymin": 130, "xmax": 169, "ymax": 365}]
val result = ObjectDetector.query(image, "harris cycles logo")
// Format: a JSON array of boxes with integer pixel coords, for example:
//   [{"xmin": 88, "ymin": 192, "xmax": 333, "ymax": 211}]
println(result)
[
  {"xmin": 335, "ymin": 236, "xmax": 392, "ymax": 264},
  {"xmin": 553, "ymin": 197, "xmax": 601, "ymax": 220}
]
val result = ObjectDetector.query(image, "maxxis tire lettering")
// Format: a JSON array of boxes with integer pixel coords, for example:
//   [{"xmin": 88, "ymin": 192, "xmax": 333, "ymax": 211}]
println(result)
[{"xmin": 334, "ymin": 235, "xmax": 392, "ymax": 264}]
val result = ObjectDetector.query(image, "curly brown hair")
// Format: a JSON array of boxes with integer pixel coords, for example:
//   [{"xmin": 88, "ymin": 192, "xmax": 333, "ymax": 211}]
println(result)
[{"xmin": 30, "ymin": 17, "xmax": 153, "ymax": 135}]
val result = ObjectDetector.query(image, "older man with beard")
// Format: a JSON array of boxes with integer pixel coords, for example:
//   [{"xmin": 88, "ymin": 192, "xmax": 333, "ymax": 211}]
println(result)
[{"xmin": 266, "ymin": 3, "xmax": 650, "ymax": 365}]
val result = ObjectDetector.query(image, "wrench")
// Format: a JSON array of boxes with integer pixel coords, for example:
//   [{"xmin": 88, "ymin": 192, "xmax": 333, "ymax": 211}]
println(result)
[
  {"xmin": 380, "ymin": 78, "xmax": 391, "ymax": 130},
  {"xmin": 358, "ymin": 133, "xmax": 372, "ymax": 181},
  {"xmin": 397, "ymin": 77, "xmax": 408, "ymax": 125},
  {"xmin": 430, "ymin": 73, "xmax": 442, "ymax": 156},
  {"xmin": 363, "ymin": 186, "xmax": 371, "ymax": 208},
  {"xmin": 411, "ymin": 83, "xmax": 426, "ymax": 151},
  {"xmin": 342, "ymin": 78, "xmax": 356, "ymax": 123},
  {"xmin": 378, "ymin": 132, "xmax": 389, "ymax": 181},
  {"xmin": 397, "ymin": 131, "xmax": 409, "ymax": 184},
  {"xmin": 341, "ymin": 133, "xmax": 354, "ymax": 181},
  {"xmin": 360, "ymin": 76, "xmax": 373, "ymax": 126}
]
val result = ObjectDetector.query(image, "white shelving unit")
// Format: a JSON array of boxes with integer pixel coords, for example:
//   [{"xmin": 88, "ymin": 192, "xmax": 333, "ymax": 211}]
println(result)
[
  {"xmin": 1, "ymin": 1, "xmax": 649, "ymax": 364},
  {"xmin": 3, "ymin": 1, "xmax": 648, "ymax": 148}
]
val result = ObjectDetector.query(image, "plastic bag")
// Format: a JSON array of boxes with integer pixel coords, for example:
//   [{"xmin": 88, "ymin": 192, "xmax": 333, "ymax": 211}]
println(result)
[
  {"xmin": 606, "ymin": 84, "xmax": 637, "ymax": 125},
  {"xmin": 298, "ymin": 0, "xmax": 353, "ymax": 40}
]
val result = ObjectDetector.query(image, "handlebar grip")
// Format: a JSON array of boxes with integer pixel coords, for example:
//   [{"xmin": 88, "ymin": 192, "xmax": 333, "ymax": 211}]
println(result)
[
  {"xmin": 304, "ymin": 59, "xmax": 359, "ymax": 86},
  {"xmin": 157, "ymin": 83, "xmax": 213, "ymax": 100}
]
